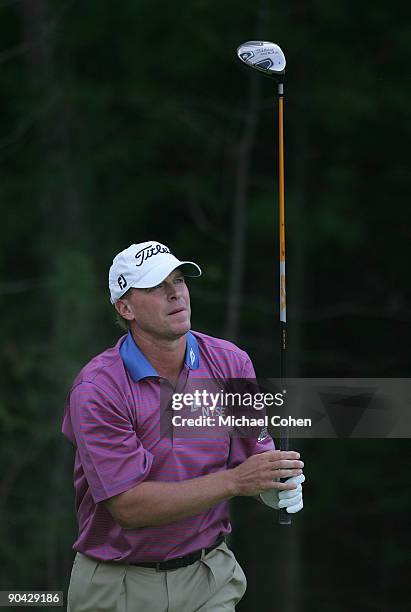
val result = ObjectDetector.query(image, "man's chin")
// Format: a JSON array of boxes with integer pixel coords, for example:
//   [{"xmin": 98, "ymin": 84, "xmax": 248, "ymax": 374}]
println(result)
[{"xmin": 169, "ymin": 320, "xmax": 191, "ymax": 338}]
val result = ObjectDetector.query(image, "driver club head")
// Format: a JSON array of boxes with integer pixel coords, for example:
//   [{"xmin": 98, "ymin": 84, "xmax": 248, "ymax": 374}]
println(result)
[{"xmin": 236, "ymin": 41, "xmax": 286, "ymax": 79}]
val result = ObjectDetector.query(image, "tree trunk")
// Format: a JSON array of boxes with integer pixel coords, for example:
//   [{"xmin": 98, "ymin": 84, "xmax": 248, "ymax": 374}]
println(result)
[
  {"xmin": 19, "ymin": 0, "xmax": 93, "ymax": 588},
  {"xmin": 224, "ymin": 71, "xmax": 261, "ymax": 342}
]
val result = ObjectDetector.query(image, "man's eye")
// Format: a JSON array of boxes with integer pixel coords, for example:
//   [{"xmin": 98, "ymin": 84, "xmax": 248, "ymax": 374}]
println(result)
[
  {"xmin": 175, "ymin": 277, "xmax": 185, "ymax": 284},
  {"xmin": 146, "ymin": 282, "xmax": 163, "ymax": 293}
]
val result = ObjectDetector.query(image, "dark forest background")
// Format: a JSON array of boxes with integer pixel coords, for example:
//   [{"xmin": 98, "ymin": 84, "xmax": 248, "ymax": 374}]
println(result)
[{"xmin": 0, "ymin": 1, "xmax": 410, "ymax": 611}]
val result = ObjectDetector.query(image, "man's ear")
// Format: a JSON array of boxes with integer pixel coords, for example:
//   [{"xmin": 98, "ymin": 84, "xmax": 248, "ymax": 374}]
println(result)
[{"xmin": 115, "ymin": 299, "xmax": 134, "ymax": 321}]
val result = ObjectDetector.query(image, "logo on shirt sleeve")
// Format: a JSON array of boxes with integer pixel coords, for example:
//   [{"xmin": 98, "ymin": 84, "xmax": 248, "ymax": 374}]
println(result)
[{"xmin": 257, "ymin": 426, "xmax": 270, "ymax": 441}]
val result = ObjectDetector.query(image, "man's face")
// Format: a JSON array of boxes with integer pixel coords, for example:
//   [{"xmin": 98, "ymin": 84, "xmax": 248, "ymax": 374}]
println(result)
[{"xmin": 117, "ymin": 269, "xmax": 191, "ymax": 341}]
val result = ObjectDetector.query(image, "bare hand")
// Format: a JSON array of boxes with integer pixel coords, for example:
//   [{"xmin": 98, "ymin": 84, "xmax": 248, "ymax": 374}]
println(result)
[{"xmin": 230, "ymin": 450, "xmax": 304, "ymax": 497}]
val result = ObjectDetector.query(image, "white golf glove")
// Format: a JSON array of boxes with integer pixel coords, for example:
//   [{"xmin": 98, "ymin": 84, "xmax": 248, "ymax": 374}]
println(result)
[{"xmin": 259, "ymin": 473, "xmax": 305, "ymax": 513}]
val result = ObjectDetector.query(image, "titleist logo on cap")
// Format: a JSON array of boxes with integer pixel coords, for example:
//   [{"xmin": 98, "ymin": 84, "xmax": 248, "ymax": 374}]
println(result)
[{"xmin": 135, "ymin": 244, "xmax": 171, "ymax": 267}]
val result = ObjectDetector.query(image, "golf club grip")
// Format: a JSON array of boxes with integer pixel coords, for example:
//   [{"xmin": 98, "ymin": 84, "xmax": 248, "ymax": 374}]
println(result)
[
  {"xmin": 278, "ymin": 334, "xmax": 291, "ymax": 525},
  {"xmin": 278, "ymin": 432, "xmax": 291, "ymax": 526}
]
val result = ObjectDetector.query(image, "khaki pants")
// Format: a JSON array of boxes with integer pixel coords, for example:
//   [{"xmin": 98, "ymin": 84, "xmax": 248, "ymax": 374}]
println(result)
[{"xmin": 67, "ymin": 541, "xmax": 247, "ymax": 612}]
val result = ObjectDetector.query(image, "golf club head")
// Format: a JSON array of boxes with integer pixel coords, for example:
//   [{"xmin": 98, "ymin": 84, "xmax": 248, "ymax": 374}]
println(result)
[{"xmin": 237, "ymin": 41, "xmax": 286, "ymax": 80}]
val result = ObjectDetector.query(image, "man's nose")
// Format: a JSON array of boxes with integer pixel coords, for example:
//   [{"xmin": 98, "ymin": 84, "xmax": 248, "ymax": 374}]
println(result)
[{"xmin": 166, "ymin": 282, "xmax": 181, "ymax": 299}]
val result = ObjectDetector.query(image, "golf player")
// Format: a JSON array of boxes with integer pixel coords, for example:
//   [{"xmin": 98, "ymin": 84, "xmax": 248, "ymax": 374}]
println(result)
[{"xmin": 62, "ymin": 241, "xmax": 305, "ymax": 612}]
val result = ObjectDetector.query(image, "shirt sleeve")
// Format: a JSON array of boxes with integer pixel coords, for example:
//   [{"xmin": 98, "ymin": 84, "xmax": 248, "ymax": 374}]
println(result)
[
  {"xmin": 227, "ymin": 354, "xmax": 275, "ymax": 469},
  {"xmin": 66, "ymin": 381, "xmax": 154, "ymax": 503}
]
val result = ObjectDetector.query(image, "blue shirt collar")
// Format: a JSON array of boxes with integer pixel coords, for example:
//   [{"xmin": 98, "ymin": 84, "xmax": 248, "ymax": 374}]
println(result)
[{"xmin": 120, "ymin": 330, "xmax": 199, "ymax": 382}]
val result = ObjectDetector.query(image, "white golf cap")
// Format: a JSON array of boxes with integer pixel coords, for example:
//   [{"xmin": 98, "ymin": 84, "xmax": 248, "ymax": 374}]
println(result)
[{"xmin": 109, "ymin": 241, "xmax": 202, "ymax": 303}]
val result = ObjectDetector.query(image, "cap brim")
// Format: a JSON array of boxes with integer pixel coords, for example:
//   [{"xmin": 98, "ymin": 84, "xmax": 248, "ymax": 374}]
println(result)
[{"xmin": 130, "ymin": 260, "xmax": 202, "ymax": 289}]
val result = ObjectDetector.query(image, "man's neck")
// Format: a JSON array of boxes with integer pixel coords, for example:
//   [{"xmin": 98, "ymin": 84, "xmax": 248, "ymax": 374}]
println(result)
[{"xmin": 130, "ymin": 327, "xmax": 187, "ymax": 383}]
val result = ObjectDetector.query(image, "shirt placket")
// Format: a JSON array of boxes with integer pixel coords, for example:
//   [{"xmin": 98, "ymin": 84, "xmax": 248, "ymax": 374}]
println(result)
[{"xmin": 159, "ymin": 366, "xmax": 190, "ymax": 447}]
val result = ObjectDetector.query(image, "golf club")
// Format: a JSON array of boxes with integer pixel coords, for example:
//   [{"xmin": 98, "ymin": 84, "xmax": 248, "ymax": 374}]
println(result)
[{"xmin": 236, "ymin": 41, "xmax": 291, "ymax": 526}]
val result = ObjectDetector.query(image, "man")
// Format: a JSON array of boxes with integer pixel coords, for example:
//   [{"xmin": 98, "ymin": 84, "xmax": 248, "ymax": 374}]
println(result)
[{"xmin": 62, "ymin": 240, "xmax": 305, "ymax": 612}]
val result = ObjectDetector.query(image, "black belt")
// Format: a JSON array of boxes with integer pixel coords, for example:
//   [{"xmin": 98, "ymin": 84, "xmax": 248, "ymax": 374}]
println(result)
[{"xmin": 129, "ymin": 536, "xmax": 225, "ymax": 571}]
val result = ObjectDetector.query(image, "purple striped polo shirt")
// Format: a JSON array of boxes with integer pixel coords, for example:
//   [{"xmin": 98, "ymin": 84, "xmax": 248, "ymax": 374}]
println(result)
[{"xmin": 62, "ymin": 330, "xmax": 274, "ymax": 562}]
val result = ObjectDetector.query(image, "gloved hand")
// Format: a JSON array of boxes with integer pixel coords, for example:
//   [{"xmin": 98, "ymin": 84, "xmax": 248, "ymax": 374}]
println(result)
[{"xmin": 259, "ymin": 473, "xmax": 305, "ymax": 513}]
